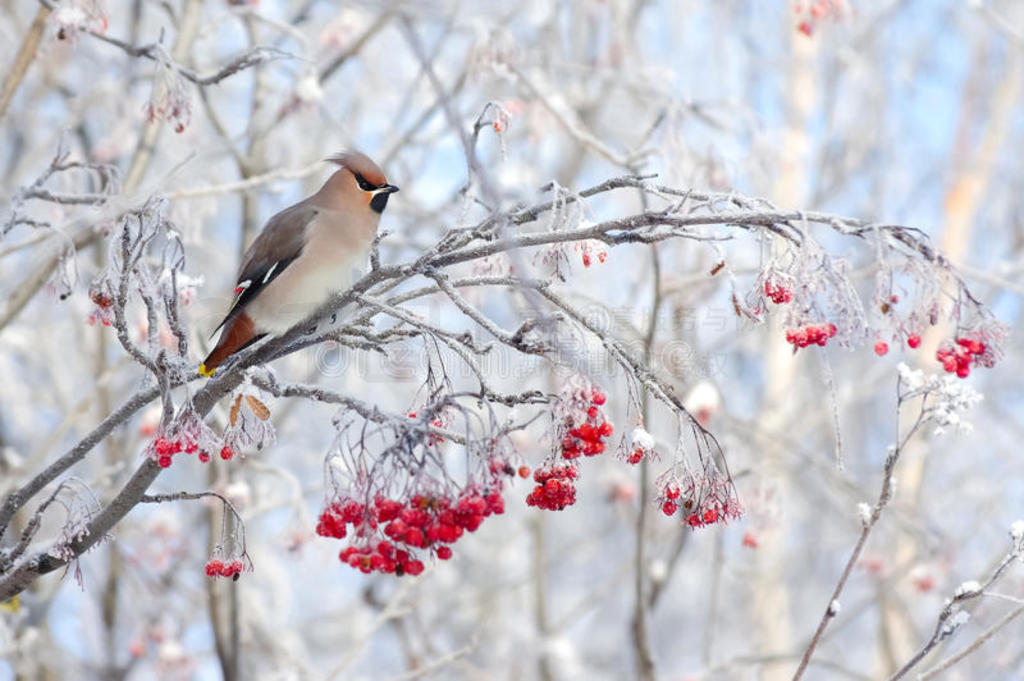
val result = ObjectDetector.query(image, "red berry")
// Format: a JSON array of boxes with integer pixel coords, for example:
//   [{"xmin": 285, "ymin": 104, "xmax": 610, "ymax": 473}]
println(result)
[
  {"xmin": 591, "ymin": 391, "xmax": 606, "ymax": 405},
  {"xmin": 220, "ymin": 446, "xmax": 234, "ymax": 460},
  {"xmin": 517, "ymin": 466, "xmax": 530, "ymax": 478},
  {"xmin": 582, "ymin": 253, "xmax": 591, "ymax": 267},
  {"xmin": 874, "ymin": 341, "xmax": 889, "ymax": 356},
  {"xmin": 907, "ymin": 334, "xmax": 921, "ymax": 349},
  {"xmin": 436, "ymin": 546, "xmax": 453, "ymax": 560},
  {"xmin": 662, "ymin": 501, "xmax": 678, "ymax": 516},
  {"xmin": 157, "ymin": 455, "xmax": 172, "ymax": 468},
  {"xmin": 198, "ymin": 451, "xmax": 210, "ymax": 463},
  {"xmin": 205, "ymin": 560, "xmax": 223, "ymax": 577}
]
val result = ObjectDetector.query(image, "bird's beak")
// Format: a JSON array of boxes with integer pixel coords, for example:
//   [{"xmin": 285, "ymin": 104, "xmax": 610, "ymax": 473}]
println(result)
[{"xmin": 375, "ymin": 184, "xmax": 400, "ymax": 195}]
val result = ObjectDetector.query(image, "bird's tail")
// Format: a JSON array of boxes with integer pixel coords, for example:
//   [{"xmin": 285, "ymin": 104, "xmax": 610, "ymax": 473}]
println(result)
[{"xmin": 199, "ymin": 312, "xmax": 264, "ymax": 377}]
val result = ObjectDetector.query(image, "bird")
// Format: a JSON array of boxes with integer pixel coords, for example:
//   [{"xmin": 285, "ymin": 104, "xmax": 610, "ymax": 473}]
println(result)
[{"xmin": 198, "ymin": 151, "xmax": 398, "ymax": 376}]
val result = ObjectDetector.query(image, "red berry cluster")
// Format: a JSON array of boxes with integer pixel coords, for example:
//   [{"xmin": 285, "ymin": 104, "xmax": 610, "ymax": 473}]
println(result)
[
  {"xmin": 657, "ymin": 470, "xmax": 743, "ymax": 530},
  {"xmin": 149, "ymin": 436, "xmax": 232, "ymax": 468},
  {"xmin": 560, "ymin": 390, "xmax": 613, "ymax": 459},
  {"xmin": 936, "ymin": 337, "xmax": 990, "ymax": 379},
  {"xmin": 764, "ymin": 280, "xmax": 793, "ymax": 304},
  {"xmin": 204, "ymin": 559, "xmax": 244, "ymax": 580},
  {"xmin": 525, "ymin": 464, "xmax": 579, "ymax": 510},
  {"xmin": 527, "ymin": 387, "xmax": 613, "ymax": 512},
  {"xmin": 317, "ymin": 489, "xmax": 505, "ymax": 576},
  {"xmin": 785, "ymin": 322, "xmax": 837, "ymax": 349}
]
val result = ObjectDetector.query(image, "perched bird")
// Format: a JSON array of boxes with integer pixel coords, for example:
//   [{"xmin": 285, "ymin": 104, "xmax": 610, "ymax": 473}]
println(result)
[{"xmin": 199, "ymin": 151, "xmax": 398, "ymax": 376}]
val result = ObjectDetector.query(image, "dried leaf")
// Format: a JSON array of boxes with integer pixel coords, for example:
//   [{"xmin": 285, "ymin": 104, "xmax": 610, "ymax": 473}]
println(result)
[
  {"xmin": 245, "ymin": 395, "xmax": 270, "ymax": 421},
  {"xmin": 229, "ymin": 395, "xmax": 242, "ymax": 428}
]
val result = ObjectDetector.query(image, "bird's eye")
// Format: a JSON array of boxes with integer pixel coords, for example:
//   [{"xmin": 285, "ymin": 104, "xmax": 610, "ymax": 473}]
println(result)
[{"xmin": 354, "ymin": 173, "xmax": 377, "ymax": 192}]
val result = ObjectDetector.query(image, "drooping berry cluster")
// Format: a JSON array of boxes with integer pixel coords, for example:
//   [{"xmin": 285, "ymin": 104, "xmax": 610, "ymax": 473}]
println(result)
[
  {"xmin": 785, "ymin": 322, "xmax": 837, "ymax": 349},
  {"xmin": 764, "ymin": 280, "xmax": 793, "ymax": 304},
  {"xmin": 525, "ymin": 464, "xmax": 579, "ymax": 510},
  {"xmin": 204, "ymin": 559, "xmax": 244, "ymax": 580},
  {"xmin": 526, "ymin": 382, "xmax": 614, "ymax": 512},
  {"xmin": 318, "ymin": 489, "xmax": 505, "ymax": 576},
  {"xmin": 148, "ymin": 436, "xmax": 233, "ymax": 468},
  {"xmin": 656, "ymin": 463, "xmax": 743, "ymax": 530},
  {"xmin": 560, "ymin": 390, "xmax": 613, "ymax": 459},
  {"xmin": 936, "ymin": 336, "xmax": 992, "ymax": 379}
]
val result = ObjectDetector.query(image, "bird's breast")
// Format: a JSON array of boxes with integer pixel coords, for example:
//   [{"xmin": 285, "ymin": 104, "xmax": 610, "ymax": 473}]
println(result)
[{"xmin": 247, "ymin": 213, "xmax": 375, "ymax": 334}]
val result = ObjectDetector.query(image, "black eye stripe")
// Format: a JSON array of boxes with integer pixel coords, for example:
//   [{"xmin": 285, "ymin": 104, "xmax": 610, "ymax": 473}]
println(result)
[{"xmin": 354, "ymin": 173, "xmax": 378, "ymax": 191}]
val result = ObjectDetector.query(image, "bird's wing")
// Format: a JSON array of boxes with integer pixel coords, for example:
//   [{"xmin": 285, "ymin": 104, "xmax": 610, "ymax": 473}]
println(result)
[{"xmin": 213, "ymin": 201, "xmax": 319, "ymax": 334}]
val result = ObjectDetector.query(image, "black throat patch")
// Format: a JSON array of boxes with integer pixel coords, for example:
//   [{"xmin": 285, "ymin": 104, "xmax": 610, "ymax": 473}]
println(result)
[{"xmin": 370, "ymin": 192, "xmax": 390, "ymax": 214}]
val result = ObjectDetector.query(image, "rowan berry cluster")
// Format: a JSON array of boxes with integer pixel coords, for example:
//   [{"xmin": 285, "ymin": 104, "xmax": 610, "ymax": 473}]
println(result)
[
  {"xmin": 317, "ymin": 488, "xmax": 505, "ymax": 576},
  {"xmin": 785, "ymin": 322, "xmax": 837, "ymax": 349},
  {"xmin": 559, "ymin": 389, "xmax": 613, "ymax": 459},
  {"xmin": 656, "ymin": 464, "xmax": 743, "ymax": 530},
  {"xmin": 763, "ymin": 280, "xmax": 793, "ymax": 304},
  {"xmin": 148, "ymin": 436, "xmax": 232, "ymax": 468},
  {"xmin": 204, "ymin": 559, "xmax": 244, "ymax": 580},
  {"xmin": 526, "ymin": 383, "xmax": 614, "ymax": 511},
  {"xmin": 936, "ymin": 336, "xmax": 992, "ymax": 379},
  {"xmin": 525, "ymin": 464, "xmax": 579, "ymax": 510}
]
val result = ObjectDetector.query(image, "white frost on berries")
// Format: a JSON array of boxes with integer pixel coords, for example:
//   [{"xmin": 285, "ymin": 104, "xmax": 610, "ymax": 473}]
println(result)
[
  {"xmin": 954, "ymin": 580, "xmax": 982, "ymax": 598},
  {"xmin": 827, "ymin": 599, "xmax": 841, "ymax": 616},
  {"xmin": 857, "ymin": 502, "xmax": 872, "ymax": 525},
  {"xmin": 684, "ymin": 380, "xmax": 721, "ymax": 419},
  {"xmin": 631, "ymin": 427, "xmax": 655, "ymax": 452}
]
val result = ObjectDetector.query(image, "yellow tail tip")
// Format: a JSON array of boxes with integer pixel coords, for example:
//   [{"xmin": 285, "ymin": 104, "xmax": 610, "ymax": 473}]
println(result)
[
  {"xmin": 198, "ymin": 363, "xmax": 215, "ymax": 377},
  {"xmin": 1, "ymin": 595, "xmax": 19, "ymax": 613}
]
